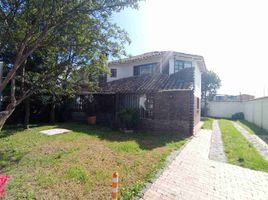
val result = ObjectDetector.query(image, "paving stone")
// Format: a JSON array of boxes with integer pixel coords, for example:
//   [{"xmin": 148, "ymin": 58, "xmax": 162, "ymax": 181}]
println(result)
[
  {"xmin": 141, "ymin": 130, "xmax": 268, "ymax": 200},
  {"xmin": 209, "ymin": 120, "xmax": 227, "ymax": 162}
]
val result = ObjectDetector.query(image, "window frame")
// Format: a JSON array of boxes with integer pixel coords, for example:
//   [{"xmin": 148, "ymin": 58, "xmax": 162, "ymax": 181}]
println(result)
[
  {"xmin": 197, "ymin": 97, "xmax": 200, "ymax": 111},
  {"xmin": 174, "ymin": 60, "xmax": 192, "ymax": 73},
  {"xmin": 133, "ymin": 63, "xmax": 159, "ymax": 76},
  {"xmin": 110, "ymin": 68, "xmax": 117, "ymax": 78}
]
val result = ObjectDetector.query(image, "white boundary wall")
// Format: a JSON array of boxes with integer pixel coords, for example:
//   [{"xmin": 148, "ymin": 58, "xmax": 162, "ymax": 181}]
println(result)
[{"xmin": 207, "ymin": 97, "xmax": 268, "ymax": 131}]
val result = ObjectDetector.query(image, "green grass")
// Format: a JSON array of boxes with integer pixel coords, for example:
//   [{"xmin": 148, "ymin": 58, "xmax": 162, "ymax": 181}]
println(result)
[
  {"xmin": 202, "ymin": 117, "xmax": 213, "ymax": 129},
  {"xmin": 219, "ymin": 119, "xmax": 268, "ymax": 172},
  {"xmin": 237, "ymin": 120, "xmax": 268, "ymax": 136},
  {"xmin": 0, "ymin": 123, "xmax": 187, "ymax": 200}
]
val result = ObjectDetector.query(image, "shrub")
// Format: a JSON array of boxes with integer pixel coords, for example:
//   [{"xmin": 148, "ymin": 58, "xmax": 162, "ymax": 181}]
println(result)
[
  {"xmin": 116, "ymin": 108, "xmax": 140, "ymax": 130},
  {"xmin": 232, "ymin": 112, "xmax": 244, "ymax": 120}
]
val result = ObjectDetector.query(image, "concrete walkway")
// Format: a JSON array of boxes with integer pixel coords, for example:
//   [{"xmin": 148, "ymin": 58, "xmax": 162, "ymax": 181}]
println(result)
[
  {"xmin": 209, "ymin": 120, "xmax": 227, "ymax": 162},
  {"xmin": 140, "ymin": 130, "xmax": 268, "ymax": 200},
  {"xmin": 233, "ymin": 122, "xmax": 268, "ymax": 161}
]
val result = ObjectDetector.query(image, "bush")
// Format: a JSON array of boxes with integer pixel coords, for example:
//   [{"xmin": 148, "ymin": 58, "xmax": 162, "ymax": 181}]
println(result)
[
  {"xmin": 116, "ymin": 108, "xmax": 140, "ymax": 130},
  {"xmin": 232, "ymin": 112, "xmax": 244, "ymax": 120}
]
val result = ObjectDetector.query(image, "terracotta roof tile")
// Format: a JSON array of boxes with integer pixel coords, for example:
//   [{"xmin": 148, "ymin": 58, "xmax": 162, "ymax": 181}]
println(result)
[{"xmin": 100, "ymin": 68, "xmax": 194, "ymax": 94}]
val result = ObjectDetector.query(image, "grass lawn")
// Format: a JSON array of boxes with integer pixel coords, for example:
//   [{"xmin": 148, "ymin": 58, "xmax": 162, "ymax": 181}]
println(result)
[
  {"xmin": 219, "ymin": 119, "xmax": 268, "ymax": 172},
  {"xmin": 0, "ymin": 123, "xmax": 187, "ymax": 200},
  {"xmin": 237, "ymin": 120, "xmax": 268, "ymax": 136},
  {"xmin": 201, "ymin": 117, "xmax": 213, "ymax": 129}
]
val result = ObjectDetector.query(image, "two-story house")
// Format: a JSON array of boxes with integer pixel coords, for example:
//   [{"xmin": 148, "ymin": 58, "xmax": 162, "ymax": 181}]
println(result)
[{"xmin": 77, "ymin": 51, "xmax": 207, "ymax": 135}]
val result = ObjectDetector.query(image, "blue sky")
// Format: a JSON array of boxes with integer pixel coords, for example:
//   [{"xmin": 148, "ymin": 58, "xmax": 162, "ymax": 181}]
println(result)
[{"xmin": 112, "ymin": 0, "xmax": 268, "ymax": 97}]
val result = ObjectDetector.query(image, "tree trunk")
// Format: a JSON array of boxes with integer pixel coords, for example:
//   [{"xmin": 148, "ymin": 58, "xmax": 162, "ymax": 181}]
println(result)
[
  {"xmin": 24, "ymin": 98, "xmax": 30, "ymax": 129},
  {"xmin": 0, "ymin": 77, "xmax": 16, "ymax": 131},
  {"xmin": 50, "ymin": 103, "xmax": 56, "ymax": 124},
  {"xmin": 0, "ymin": 107, "xmax": 15, "ymax": 131}
]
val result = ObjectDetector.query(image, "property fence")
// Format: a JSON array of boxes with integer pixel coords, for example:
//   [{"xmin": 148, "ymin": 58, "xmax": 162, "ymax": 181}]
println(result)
[{"xmin": 207, "ymin": 97, "xmax": 268, "ymax": 132}]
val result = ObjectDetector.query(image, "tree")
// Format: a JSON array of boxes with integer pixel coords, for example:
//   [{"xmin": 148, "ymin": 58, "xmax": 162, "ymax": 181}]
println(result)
[
  {"xmin": 0, "ymin": 0, "xmax": 141, "ymax": 130},
  {"xmin": 201, "ymin": 70, "xmax": 221, "ymax": 116}
]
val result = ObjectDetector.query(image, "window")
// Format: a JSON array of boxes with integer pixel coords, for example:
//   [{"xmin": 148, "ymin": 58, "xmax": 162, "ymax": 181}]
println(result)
[
  {"xmin": 110, "ymin": 68, "xmax": 117, "ymax": 77},
  {"xmin": 174, "ymin": 60, "xmax": 192, "ymax": 72},
  {"xmin": 197, "ymin": 97, "xmax": 200, "ymax": 110},
  {"xmin": 139, "ymin": 94, "xmax": 154, "ymax": 119},
  {"xmin": 133, "ymin": 63, "xmax": 159, "ymax": 76}
]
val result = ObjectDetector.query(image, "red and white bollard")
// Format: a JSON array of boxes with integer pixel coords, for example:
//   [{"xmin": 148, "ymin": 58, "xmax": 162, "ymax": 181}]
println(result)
[
  {"xmin": 111, "ymin": 172, "xmax": 119, "ymax": 200},
  {"xmin": 0, "ymin": 176, "xmax": 9, "ymax": 197}
]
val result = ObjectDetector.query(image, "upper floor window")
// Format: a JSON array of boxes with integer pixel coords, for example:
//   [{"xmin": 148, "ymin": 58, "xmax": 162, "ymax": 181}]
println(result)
[
  {"xmin": 174, "ymin": 60, "xmax": 192, "ymax": 72},
  {"xmin": 133, "ymin": 63, "xmax": 159, "ymax": 76},
  {"xmin": 110, "ymin": 68, "xmax": 117, "ymax": 77}
]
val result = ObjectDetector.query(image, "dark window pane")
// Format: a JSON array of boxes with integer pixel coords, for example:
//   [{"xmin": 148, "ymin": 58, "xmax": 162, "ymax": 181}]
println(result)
[
  {"xmin": 184, "ymin": 61, "xmax": 192, "ymax": 68},
  {"xmin": 111, "ymin": 68, "xmax": 117, "ymax": 77},
  {"xmin": 133, "ymin": 63, "xmax": 159, "ymax": 76},
  {"xmin": 133, "ymin": 66, "xmax": 139, "ymax": 76},
  {"xmin": 174, "ymin": 60, "xmax": 192, "ymax": 72}
]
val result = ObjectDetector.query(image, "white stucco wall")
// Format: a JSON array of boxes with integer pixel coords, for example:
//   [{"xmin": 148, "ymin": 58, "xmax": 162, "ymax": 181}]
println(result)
[
  {"xmin": 207, "ymin": 101, "xmax": 244, "ymax": 118},
  {"xmin": 244, "ymin": 98, "xmax": 268, "ymax": 130},
  {"xmin": 194, "ymin": 62, "xmax": 201, "ymax": 98},
  {"xmin": 207, "ymin": 97, "xmax": 268, "ymax": 131},
  {"xmin": 107, "ymin": 57, "xmax": 162, "ymax": 82},
  {"xmin": 168, "ymin": 59, "xmax": 175, "ymax": 75},
  {"xmin": 107, "ymin": 64, "xmax": 133, "ymax": 82}
]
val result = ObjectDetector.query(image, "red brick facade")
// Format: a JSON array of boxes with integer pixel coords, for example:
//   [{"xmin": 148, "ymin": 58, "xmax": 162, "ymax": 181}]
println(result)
[{"xmin": 141, "ymin": 90, "xmax": 195, "ymax": 136}]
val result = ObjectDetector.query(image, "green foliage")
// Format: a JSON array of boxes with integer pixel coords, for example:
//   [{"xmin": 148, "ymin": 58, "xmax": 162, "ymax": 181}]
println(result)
[
  {"xmin": 65, "ymin": 166, "xmax": 91, "ymax": 184},
  {"xmin": 0, "ymin": 0, "xmax": 142, "ymax": 128},
  {"xmin": 202, "ymin": 117, "xmax": 213, "ymax": 129},
  {"xmin": 201, "ymin": 70, "xmax": 221, "ymax": 116},
  {"xmin": 120, "ymin": 180, "xmax": 144, "ymax": 200},
  {"xmin": 117, "ymin": 108, "xmax": 140, "ymax": 129},
  {"xmin": 237, "ymin": 120, "xmax": 268, "ymax": 136},
  {"xmin": 109, "ymin": 141, "xmax": 143, "ymax": 153},
  {"xmin": 0, "ymin": 147, "xmax": 24, "ymax": 169},
  {"xmin": 231, "ymin": 112, "xmax": 244, "ymax": 120},
  {"xmin": 0, "ymin": 123, "xmax": 187, "ymax": 199},
  {"xmin": 201, "ymin": 71, "xmax": 221, "ymax": 101}
]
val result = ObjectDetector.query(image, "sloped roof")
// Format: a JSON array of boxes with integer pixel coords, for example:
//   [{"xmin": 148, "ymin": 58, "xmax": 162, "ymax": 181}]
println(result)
[
  {"xmin": 100, "ymin": 70, "xmax": 194, "ymax": 94},
  {"xmin": 108, "ymin": 51, "xmax": 207, "ymax": 72}
]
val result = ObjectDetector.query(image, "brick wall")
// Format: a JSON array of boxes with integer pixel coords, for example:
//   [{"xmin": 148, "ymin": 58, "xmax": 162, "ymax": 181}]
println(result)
[{"xmin": 141, "ymin": 90, "xmax": 194, "ymax": 136}]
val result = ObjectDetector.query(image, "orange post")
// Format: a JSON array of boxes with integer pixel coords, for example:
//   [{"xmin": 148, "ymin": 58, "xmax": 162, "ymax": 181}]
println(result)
[{"xmin": 111, "ymin": 172, "xmax": 119, "ymax": 200}]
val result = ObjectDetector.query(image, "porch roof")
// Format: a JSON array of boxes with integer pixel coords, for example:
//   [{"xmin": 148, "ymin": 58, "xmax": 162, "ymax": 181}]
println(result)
[{"xmin": 100, "ymin": 72, "xmax": 193, "ymax": 94}]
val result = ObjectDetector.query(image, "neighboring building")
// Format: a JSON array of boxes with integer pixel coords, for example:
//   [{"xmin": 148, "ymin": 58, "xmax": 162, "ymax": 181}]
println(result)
[
  {"xmin": 213, "ymin": 94, "xmax": 255, "ymax": 102},
  {"xmin": 75, "ymin": 51, "xmax": 207, "ymax": 136}
]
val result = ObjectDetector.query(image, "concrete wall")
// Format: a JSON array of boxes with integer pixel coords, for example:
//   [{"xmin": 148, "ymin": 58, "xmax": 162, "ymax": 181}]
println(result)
[
  {"xmin": 207, "ymin": 97, "xmax": 268, "ymax": 131},
  {"xmin": 207, "ymin": 101, "xmax": 244, "ymax": 118}
]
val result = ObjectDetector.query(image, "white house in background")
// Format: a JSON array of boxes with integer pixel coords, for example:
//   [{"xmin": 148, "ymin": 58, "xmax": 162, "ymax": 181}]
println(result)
[
  {"xmin": 107, "ymin": 51, "xmax": 206, "ymax": 99},
  {"xmin": 77, "ymin": 51, "xmax": 207, "ymax": 135}
]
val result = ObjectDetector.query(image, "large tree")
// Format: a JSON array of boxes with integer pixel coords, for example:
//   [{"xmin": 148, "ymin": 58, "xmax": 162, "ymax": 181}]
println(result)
[
  {"xmin": 201, "ymin": 70, "xmax": 221, "ymax": 116},
  {"xmin": 0, "ymin": 0, "xmax": 141, "ymax": 130}
]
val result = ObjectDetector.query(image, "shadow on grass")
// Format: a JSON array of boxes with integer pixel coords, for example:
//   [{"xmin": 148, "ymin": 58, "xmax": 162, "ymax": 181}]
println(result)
[
  {"xmin": 0, "ymin": 124, "xmax": 42, "ymax": 139},
  {"xmin": 0, "ymin": 147, "xmax": 24, "ymax": 173},
  {"xmin": 57, "ymin": 123, "xmax": 187, "ymax": 151},
  {"xmin": 238, "ymin": 120, "xmax": 268, "ymax": 143}
]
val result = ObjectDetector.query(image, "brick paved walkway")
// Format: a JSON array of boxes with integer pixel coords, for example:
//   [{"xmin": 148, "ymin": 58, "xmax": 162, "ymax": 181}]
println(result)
[
  {"xmin": 140, "ymin": 130, "xmax": 268, "ymax": 200},
  {"xmin": 233, "ymin": 122, "xmax": 268, "ymax": 161},
  {"xmin": 209, "ymin": 120, "xmax": 227, "ymax": 162}
]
